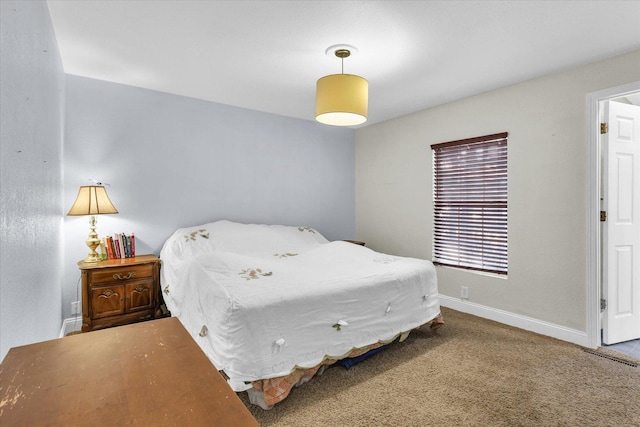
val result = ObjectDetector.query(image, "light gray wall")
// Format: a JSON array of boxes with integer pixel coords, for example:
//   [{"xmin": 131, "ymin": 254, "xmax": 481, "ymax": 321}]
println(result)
[
  {"xmin": 0, "ymin": 0, "xmax": 65, "ymax": 360},
  {"xmin": 355, "ymin": 49, "xmax": 640, "ymax": 333},
  {"xmin": 62, "ymin": 76, "xmax": 355, "ymax": 318}
]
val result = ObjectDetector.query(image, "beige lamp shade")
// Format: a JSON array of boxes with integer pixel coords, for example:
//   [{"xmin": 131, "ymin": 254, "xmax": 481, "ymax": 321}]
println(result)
[
  {"xmin": 315, "ymin": 73, "xmax": 368, "ymax": 126},
  {"xmin": 68, "ymin": 185, "xmax": 118, "ymax": 263},
  {"xmin": 67, "ymin": 186, "xmax": 119, "ymax": 216}
]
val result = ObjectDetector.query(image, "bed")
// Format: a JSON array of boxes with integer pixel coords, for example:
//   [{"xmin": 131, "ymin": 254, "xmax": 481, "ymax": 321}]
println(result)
[{"xmin": 160, "ymin": 220, "xmax": 442, "ymax": 408}]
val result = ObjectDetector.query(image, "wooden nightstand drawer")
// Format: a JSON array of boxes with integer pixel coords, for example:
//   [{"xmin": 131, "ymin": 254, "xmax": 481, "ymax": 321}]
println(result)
[
  {"xmin": 125, "ymin": 281, "xmax": 154, "ymax": 312},
  {"xmin": 91, "ymin": 284, "xmax": 125, "ymax": 319},
  {"xmin": 90, "ymin": 264, "xmax": 154, "ymax": 284}
]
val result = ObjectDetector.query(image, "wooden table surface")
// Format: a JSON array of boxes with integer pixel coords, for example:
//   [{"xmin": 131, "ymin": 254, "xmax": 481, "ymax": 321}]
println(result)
[{"xmin": 0, "ymin": 317, "xmax": 258, "ymax": 426}]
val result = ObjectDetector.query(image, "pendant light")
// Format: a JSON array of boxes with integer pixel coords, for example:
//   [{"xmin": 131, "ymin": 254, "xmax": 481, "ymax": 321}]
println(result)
[{"xmin": 315, "ymin": 45, "xmax": 368, "ymax": 126}]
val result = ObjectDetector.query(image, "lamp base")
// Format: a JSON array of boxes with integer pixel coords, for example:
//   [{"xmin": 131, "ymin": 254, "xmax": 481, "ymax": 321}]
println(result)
[
  {"xmin": 83, "ymin": 215, "xmax": 102, "ymax": 263},
  {"xmin": 83, "ymin": 252, "xmax": 102, "ymax": 263}
]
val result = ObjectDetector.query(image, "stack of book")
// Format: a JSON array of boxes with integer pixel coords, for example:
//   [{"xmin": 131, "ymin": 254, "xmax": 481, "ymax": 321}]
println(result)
[{"xmin": 102, "ymin": 233, "xmax": 136, "ymax": 259}]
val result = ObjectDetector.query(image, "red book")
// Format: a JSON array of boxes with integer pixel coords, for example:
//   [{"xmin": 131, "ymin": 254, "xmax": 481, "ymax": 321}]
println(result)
[
  {"xmin": 105, "ymin": 236, "xmax": 115, "ymax": 260},
  {"xmin": 130, "ymin": 233, "xmax": 136, "ymax": 258}
]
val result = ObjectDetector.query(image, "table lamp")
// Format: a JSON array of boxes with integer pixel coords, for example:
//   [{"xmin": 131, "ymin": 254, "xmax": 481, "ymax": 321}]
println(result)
[{"xmin": 67, "ymin": 185, "xmax": 119, "ymax": 263}]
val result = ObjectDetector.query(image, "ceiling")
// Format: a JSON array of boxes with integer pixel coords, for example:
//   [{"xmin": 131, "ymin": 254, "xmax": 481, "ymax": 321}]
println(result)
[{"xmin": 47, "ymin": 1, "xmax": 640, "ymax": 127}]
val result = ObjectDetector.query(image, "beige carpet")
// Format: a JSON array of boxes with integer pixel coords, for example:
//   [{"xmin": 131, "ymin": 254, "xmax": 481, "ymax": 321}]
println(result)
[{"xmin": 240, "ymin": 307, "xmax": 640, "ymax": 426}]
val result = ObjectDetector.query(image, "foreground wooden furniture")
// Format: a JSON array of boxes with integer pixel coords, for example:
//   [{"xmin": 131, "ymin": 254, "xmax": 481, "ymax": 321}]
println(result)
[
  {"xmin": 78, "ymin": 254, "xmax": 162, "ymax": 332},
  {"xmin": 0, "ymin": 317, "xmax": 258, "ymax": 426}
]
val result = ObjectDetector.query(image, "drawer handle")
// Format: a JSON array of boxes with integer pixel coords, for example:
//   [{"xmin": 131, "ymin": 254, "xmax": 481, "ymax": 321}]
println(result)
[{"xmin": 113, "ymin": 272, "xmax": 136, "ymax": 280}]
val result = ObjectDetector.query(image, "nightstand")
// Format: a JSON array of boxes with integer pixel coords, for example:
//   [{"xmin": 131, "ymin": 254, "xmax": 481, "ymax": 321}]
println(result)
[{"xmin": 78, "ymin": 254, "xmax": 162, "ymax": 332}]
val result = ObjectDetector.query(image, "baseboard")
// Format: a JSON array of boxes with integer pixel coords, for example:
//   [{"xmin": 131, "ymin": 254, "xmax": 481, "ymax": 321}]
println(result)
[
  {"xmin": 59, "ymin": 299, "xmax": 587, "ymax": 344},
  {"xmin": 438, "ymin": 295, "xmax": 590, "ymax": 348},
  {"xmin": 59, "ymin": 317, "xmax": 82, "ymax": 338}
]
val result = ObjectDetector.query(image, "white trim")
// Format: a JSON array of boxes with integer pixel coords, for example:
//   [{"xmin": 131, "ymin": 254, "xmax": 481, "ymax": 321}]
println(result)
[
  {"xmin": 59, "ymin": 317, "xmax": 82, "ymax": 338},
  {"xmin": 586, "ymin": 81, "xmax": 640, "ymax": 350},
  {"xmin": 439, "ymin": 295, "xmax": 588, "ymax": 347}
]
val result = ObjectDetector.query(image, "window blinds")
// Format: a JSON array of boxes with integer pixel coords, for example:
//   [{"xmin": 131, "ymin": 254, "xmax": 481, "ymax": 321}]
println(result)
[{"xmin": 431, "ymin": 132, "xmax": 508, "ymax": 275}]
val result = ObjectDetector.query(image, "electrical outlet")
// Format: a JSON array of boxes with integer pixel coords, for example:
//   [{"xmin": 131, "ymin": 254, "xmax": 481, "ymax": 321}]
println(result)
[
  {"xmin": 461, "ymin": 286, "xmax": 469, "ymax": 299},
  {"xmin": 71, "ymin": 301, "xmax": 80, "ymax": 315}
]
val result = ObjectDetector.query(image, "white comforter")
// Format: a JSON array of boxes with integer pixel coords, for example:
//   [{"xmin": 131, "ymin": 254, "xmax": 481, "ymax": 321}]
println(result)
[{"xmin": 160, "ymin": 220, "xmax": 440, "ymax": 391}]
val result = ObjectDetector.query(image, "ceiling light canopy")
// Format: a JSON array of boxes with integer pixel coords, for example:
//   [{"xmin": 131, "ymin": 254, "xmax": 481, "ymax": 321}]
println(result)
[{"xmin": 315, "ymin": 45, "xmax": 368, "ymax": 127}]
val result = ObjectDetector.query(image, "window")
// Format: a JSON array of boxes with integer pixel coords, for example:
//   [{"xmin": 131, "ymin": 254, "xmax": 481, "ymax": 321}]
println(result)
[{"xmin": 431, "ymin": 132, "xmax": 508, "ymax": 275}]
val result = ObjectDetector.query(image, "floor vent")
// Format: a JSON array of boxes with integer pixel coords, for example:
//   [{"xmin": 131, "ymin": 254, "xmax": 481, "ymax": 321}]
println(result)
[{"xmin": 583, "ymin": 349, "xmax": 638, "ymax": 368}]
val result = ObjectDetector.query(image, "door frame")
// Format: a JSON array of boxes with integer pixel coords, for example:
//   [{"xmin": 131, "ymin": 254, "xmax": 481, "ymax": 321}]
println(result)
[{"xmin": 586, "ymin": 80, "xmax": 640, "ymax": 349}]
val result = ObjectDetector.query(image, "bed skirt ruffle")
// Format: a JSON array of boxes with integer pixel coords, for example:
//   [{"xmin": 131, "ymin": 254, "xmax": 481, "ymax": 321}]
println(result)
[{"xmin": 245, "ymin": 314, "xmax": 445, "ymax": 409}]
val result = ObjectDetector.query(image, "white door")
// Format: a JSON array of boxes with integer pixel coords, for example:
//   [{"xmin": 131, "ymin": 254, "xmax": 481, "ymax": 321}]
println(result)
[{"xmin": 602, "ymin": 100, "xmax": 640, "ymax": 345}]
